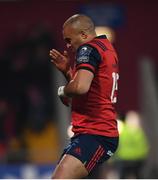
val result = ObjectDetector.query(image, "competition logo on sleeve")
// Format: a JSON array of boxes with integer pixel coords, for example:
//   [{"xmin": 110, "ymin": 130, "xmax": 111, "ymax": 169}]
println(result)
[{"xmin": 77, "ymin": 46, "xmax": 93, "ymax": 64}]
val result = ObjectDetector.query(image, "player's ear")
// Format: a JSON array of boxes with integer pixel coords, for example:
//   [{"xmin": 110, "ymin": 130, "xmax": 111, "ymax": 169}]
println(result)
[{"xmin": 80, "ymin": 31, "xmax": 88, "ymax": 39}]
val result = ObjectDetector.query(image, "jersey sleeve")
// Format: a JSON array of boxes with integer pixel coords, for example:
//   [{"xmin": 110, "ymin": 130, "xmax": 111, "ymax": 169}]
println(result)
[{"xmin": 76, "ymin": 44, "xmax": 101, "ymax": 74}]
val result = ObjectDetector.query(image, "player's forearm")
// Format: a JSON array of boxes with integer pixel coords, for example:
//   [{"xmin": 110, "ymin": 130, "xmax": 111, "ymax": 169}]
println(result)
[
  {"xmin": 58, "ymin": 69, "xmax": 93, "ymax": 98},
  {"xmin": 58, "ymin": 80, "xmax": 88, "ymax": 98},
  {"xmin": 65, "ymin": 80, "xmax": 89, "ymax": 97}
]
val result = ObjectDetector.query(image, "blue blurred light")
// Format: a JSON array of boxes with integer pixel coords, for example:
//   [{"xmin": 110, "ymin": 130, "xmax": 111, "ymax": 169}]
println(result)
[{"xmin": 80, "ymin": 3, "xmax": 125, "ymax": 28}]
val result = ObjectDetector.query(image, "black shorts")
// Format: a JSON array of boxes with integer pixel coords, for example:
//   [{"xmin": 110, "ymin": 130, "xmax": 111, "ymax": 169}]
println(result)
[{"xmin": 60, "ymin": 134, "xmax": 119, "ymax": 173}]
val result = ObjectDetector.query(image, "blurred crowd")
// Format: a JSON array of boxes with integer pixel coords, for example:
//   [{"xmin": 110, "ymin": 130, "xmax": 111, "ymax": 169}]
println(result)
[{"xmin": 0, "ymin": 24, "xmax": 60, "ymax": 164}]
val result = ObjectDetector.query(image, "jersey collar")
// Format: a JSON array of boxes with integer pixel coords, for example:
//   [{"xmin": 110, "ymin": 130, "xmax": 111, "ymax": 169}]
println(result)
[{"xmin": 95, "ymin": 35, "xmax": 107, "ymax": 39}]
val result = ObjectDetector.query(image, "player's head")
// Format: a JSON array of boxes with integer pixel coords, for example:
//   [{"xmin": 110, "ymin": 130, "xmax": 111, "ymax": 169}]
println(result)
[{"xmin": 63, "ymin": 14, "xmax": 96, "ymax": 51}]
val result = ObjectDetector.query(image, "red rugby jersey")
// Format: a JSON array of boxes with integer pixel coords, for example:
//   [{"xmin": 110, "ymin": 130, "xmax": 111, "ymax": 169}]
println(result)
[{"xmin": 71, "ymin": 35, "xmax": 119, "ymax": 137}]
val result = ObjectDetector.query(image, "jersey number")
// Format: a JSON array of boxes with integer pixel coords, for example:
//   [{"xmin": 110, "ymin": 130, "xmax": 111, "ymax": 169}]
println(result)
[{"xmin": 111, "ymin": 72, "xmax": 119, "ymax": 103}]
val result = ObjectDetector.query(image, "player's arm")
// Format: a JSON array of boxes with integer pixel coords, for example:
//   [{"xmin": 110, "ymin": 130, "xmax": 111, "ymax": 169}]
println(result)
[
  {"xmin": 58, "ymin": 44, "xmax": 101, "ymax": 98},
  {"xmin": 58, "ymin": 69, "xmax": 94, "ymax": 97},
  {"xmin": 57, "ymin": 69, "xmax": 93, "ymax": 106}
]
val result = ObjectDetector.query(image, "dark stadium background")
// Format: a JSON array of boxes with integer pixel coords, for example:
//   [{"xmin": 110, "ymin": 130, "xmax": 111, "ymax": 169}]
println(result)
[{"xmin": 0, "ymin": 0, "xmax": 158, "ymax": 178}]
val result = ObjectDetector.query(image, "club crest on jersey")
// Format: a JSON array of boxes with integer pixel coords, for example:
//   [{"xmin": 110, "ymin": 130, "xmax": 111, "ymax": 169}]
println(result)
[
  {"xmin": 79, "ymin": 46, "xmax": 92, "ymax": 56},
  {"xmin": 79, "ymin": 46, "xmax": 88, "ymax": 54},
  {"xmin": 77, "ymin": 46, "xmax": 92, "ymax": 63}
]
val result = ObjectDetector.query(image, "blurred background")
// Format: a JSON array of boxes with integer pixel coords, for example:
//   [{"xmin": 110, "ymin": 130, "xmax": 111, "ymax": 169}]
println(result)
[{"xmin": 0, "ymin": 0, "xmax": 158, "ymax": 178}]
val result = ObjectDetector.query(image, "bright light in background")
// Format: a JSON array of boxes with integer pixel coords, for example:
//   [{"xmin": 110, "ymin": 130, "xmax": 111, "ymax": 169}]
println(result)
[
  {"xmin": 125, "ymin": 110, "xmax": 142, "ymax": 129},
  {"xmin": 95, "ymin": 26, "xmax": 115, "ymax": 43}
]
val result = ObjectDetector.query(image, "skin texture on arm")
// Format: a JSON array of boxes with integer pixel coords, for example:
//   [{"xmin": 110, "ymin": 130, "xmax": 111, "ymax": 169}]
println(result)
[
  {"xmin": 50, "ymin": 49, "xmax": 94, "ymax": 97},
  {"xmin": 64, "ymin": 69, "xmax": 94, "ymax": 97}
]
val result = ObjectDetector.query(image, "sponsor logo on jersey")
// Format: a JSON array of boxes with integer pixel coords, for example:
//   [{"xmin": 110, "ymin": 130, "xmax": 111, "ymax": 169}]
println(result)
[{"xmin": 77, "ymin": 46, "xmax": 92, "ymax": 64}]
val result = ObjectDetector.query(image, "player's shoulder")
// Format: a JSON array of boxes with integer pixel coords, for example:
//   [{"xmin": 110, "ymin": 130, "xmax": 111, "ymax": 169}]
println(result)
[
  {"xmin": 77, "ymin": 44, "xmax": 94, "ymax": 55},
  {"xmin": 77, "ymin": 43, "xmax": 101, "ymax": 58},
  {"xmin": 77, "ymin": 35, "xmax": 107, "ymax": 53},
  {"xmin": 76, "ymin": 43, "xmax": 101, "ymax": 65}
]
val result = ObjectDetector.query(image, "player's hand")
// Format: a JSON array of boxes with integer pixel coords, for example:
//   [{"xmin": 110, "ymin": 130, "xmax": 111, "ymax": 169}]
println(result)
[{"xmin": 49, "ymin": 49, "xmax": 70, "ymax": 74}]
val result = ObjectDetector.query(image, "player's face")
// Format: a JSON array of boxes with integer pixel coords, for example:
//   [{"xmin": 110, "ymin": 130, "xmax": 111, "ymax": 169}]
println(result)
[{"xmin": 63, "ymin": 25, "xmax": 84, "ymax": 52}]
